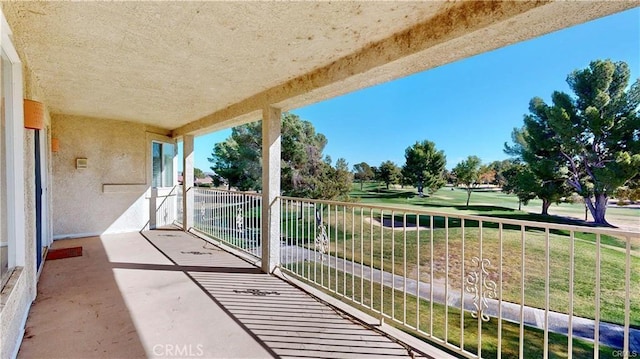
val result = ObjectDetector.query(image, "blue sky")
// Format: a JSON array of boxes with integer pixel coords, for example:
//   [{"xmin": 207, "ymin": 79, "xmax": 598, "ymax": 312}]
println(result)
[{"xmin": 184, "ymin": 8, "xmax": 639, "ymax": 172}]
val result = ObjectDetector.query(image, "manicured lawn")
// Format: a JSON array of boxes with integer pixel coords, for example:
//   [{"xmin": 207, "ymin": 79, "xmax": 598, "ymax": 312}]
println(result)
[{"xmin": 350, "ymin": 183, "xmax": 640, "ymax": 231}]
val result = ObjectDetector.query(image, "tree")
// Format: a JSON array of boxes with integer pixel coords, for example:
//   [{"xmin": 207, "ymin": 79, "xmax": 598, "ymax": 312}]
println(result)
[
  {"xmin": 193, "ymin": 167, "xmax": 205, "ymax": 180},
  {"xmin": 501, "ymin": 162, "xmax": 538, "ymax": 211},
  {"xmin": 353, "ymin": 162, "xmax": 374, "ymax": 190},
  {"xmin": 452, "ymin": 156, "xmax": 482, "ymax": 207},
  {"xmin": 316, "ymin": 158, "xmax": 353, "ymax": 200},
  {"xmin": 208, "ymin": 124, "xmax": 262, "ymax": 191},
  {"xmin": 378, "ymin": 161, "xmax": 401, "ymax": 189},
  {"xmin": 478, "ymin": 164, "xmax": 496, "ymax": 185},
  {"xmin": 280, "ymin": 113, "xmax": 329, "ymax": 198},
  {"xmin": 512, "ymin": 59, "xmax": 640, "ymax": 225},
  {"xmin": 402, "ymin": 140, "xmax": 446, "ymax": 196},
  {"xmin": 615, "ymin": 174, "xmax": 640, "ymax": 205},
  {"xmin": 488, "ymin": 159, "xmax": 513, "ymax": 187},
  {"xmin": 208, "ymin": 112, "xmax": 351, "ymax": 200},
  {"xmin": 505, "ymin": 126, "xmax": 573, "ymax": 215}
]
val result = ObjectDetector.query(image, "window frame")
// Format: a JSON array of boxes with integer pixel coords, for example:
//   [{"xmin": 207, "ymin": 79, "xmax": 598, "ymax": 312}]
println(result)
[
  {"xmin": 149, "ymin": 138, "xmax": 177, "ymax": 190},
  {"xmin": 1, "ymin": 10, "xmax": 25, "ymax": 289}
]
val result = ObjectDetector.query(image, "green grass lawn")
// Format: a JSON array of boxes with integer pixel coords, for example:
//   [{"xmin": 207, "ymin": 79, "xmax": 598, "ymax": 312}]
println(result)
[{"xmin": 350, "ymin": 183, "xmax": 640, "ymax": 231}]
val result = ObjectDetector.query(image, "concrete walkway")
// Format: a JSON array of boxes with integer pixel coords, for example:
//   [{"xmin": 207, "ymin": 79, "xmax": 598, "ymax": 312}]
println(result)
[
  {"xmin": 18, "ymin": 231, "xmax": 452, "ymax": 359},
  {"xmin": 280, "ymin": 245, "xmax": 640, "ymax": 353}
]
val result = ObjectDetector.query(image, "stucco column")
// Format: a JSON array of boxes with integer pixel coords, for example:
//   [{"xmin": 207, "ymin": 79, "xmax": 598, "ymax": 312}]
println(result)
[
  {"xmin": 182, "ymin": 135, "xmax": 195, "ymax": 231},
  {"xmin": 261, "ymin": 106, "xmax": 281, "ymax": 273}
]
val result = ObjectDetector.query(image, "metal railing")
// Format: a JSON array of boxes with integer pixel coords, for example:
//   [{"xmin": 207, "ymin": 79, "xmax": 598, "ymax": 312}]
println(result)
[
  {"xmin": 176, "ymin": 185, "xmax": 183, "ymax": 225},
  {"xmin": 278, "ymin": 196, "xmax": 640, "ymax": 359},
  {"xmin": 192, "ymin": 187, "xmax": 262, "ymax": 257},
  {"xmin": 151, "ymin": 186, "xmax": 179, "ymax": 229}
]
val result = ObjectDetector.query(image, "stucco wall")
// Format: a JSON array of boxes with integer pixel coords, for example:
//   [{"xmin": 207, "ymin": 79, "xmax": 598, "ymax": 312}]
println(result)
[{"xmin": 51, "ymin": 114, "xmax": 170, "ymax": 238}]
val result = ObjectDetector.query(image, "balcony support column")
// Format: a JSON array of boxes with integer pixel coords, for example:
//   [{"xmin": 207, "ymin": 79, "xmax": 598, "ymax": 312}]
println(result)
[
  {"xmin": 182, "ymin": 134, "xmax": 195, "ymax": 231},
  {"xmin": 261, "ymin": 106, "xmax": 281, "ymax": 273}
]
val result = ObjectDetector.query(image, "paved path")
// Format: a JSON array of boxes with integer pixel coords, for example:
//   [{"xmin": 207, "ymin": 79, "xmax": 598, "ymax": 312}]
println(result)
[{"xmin": 280, "ymin": 245, "xmax": 640, "ymax": 353}]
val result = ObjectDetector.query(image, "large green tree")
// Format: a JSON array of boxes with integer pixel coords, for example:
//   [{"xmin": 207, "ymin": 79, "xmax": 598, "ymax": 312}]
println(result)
[
  {"xmin": 505, "ymin": 125, "xmax": 573, "ymax": 215},
  {"xmin": 402, "ymin": 140, "xmax": 446, "ymax": 196},
  {"xmin": 353, "ymin": 162, "xmax": 374, "ymax": 190},
  {"xmin": 193, "ymin": 167, "xmax": 205, "ymax": 179},
  {"xmin": 378, "ymin": 161, "xmax": 401, "ymax": 190},
  {"xmin": 513, "ymin": 60, "xmax": 640, "ymax": 225},
  {"xmin": 501, "ymin": 162, "xmax": 537, "ymax": 211},
  {"xmin": 452, "ymin": 156, "xmax": 482, "ymax": 207},
  {"xmin": 208, "ymin": 127, "xmax": 261, "ymax": 191},
  {"xmin": 488, "ymin": 159, "xmax": 513, "ymax": 187},
  {"xmin": 208, "ymin": 113, "xmax": 352, "ymax": 200}
]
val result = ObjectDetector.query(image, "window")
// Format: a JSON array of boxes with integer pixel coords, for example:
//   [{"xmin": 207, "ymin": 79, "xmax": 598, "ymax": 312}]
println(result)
[{"xmin": 152, "ymin": 141, "xmax": 175, "ymax": 188}]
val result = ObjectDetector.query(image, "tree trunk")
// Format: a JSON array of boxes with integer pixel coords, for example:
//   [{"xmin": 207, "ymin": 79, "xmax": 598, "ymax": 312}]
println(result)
[
  {"xmin": 518, "ymin": 200, "xmax": 521, "ymax": 211},
  {"xmin": 584, "ymin": 193, "xmax": 610, "ymax": 226},
  {"xmin": 386, "ymin": 182, "xmax": 390, "ymax": 190},
  {"xmin": 541, "ymin": 198, "xmax": 551, "ymax": 215},
  {"xmin": 466, "ymin": 188, "xmax": 472, "ymax": 207},
  {"xmin": 360, "ymin": 181, "xmax": 363, "ymax": 191}
]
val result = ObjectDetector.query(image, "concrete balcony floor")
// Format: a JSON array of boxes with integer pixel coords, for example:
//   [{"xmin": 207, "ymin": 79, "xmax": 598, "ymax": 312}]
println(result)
[{"xmin": 18, "ymin": 229, "xmax": 444, "ymax": 359}]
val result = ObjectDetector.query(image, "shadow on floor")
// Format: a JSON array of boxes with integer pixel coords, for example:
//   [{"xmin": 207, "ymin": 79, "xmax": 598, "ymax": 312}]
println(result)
[
  {"xmin": 142, "ymin": 230, "xmax": 424, "ymax": 358},
  {"xmin": 18, "ymin": 236, "xmax": 147, "ymax": 359}
]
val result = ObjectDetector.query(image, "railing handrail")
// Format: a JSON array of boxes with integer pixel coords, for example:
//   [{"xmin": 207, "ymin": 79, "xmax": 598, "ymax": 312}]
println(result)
[
  {"xmin": 193, "ymin": 186, "xmax": 262, "ymax": 197},
  {"xmin": 278, "ymin": 195, "xmax": 640, "ymax": 237}
]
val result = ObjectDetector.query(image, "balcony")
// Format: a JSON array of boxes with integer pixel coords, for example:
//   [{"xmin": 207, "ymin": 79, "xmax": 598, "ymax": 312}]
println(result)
[
  {"xmin": 180, "ymin": 188, "xmax": 638, "ymax": 359},
  {"xmin": 14, "ymin": 186, "xmax": 639, "ymax": 358},
  {"xmin": 18, "ymin": 228, "xmax": 453, "ymax": 358}
]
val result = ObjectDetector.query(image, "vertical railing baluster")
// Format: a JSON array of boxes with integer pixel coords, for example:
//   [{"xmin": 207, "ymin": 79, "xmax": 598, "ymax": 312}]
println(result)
[
  {"xmin": 370, "ymin": 208, "xmax": 374, "ymax": 310},
  {"xmin": 392, "ymin": 210, "xmax": 396, "ymax": 321},
  {"xmin": 544, "ymin": 227, "xmax": 550, "ymax": 359},
  {"xmin": 460, "ymin": 218, "xmax": 465, "ymax": 350},
  {"xmin": 351, "ymin": 207, "xmax": 355, "ymax": 302},
  {"xmin": 314, "ymin": 203, "xmax": 318, "ymax": 285},
  {"xmin": 416, "ymin": 213, "xmax": 421, "ymax": 332},
  {"xmin": 360, "ymin": 207, "xmax": 365, "ymax": 305},
  {"xmin": 461, "ymin": 218, "xmax": 465, "ymax": 351},
  {"xmin": 624, "ymin": 235, "xmax": 631, "ymax": 359},
  {"xmin": 403, "ymin": 212, "xmax": 407, "ymax": 325},
  {"xmin": 477, "ymin": 220, "xmax": 483, "ymax": 358},
  {"xmin": 568, "ymin": 230, "xmax": 574, "ymax": 359},
  {"xmin": 326, "ymin": 204, "xmax": 331, "ymax": 290},
  {"xmin": 519, "ymin": 225, "xmax": 525, "ymax": 359},
  {"xmin": 343, "ymin": 205, "xmax": 347, "ymax": 297},
  {"xmin": 498, "ymin": 222, "xmax": 503, "ymax": 359},
  {"xmin": 335, "ymin": 204, "xmax": 339, "ymax": 294},
  {"xmin": 297, "ymin": 200, "xmax": 301, "ymax": 276},
  {"xmin": 380, "ymin": 209, "xmax": 384, "ymax": 317},
  {"xmin": 594, "ymin": 233, "xmax": 601, "ymax": 359},
  {"xmin": 445, "ymin": 215, "xmax": 449, "ymax": 344},
  {"xmin": 430, "ymin": 214, "xmax": 434, "ymax": 336}
]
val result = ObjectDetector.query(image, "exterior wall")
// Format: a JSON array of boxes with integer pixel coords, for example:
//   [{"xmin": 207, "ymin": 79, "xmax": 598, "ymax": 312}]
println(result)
[{"xmin": 51, "ymin": 114, "xmax": 170, "ymax": 238}]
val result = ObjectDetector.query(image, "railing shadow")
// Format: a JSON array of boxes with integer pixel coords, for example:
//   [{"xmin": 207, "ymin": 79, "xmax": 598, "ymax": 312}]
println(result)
[{"xmin": 141, "ymin": 230, "xmax": 424, "ymax": 358}]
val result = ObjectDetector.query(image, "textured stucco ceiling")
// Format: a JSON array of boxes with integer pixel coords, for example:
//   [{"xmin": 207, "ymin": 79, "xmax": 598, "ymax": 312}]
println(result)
[
  {"xmin": 3, "ymin": 1, "xmax": 449, "ymax": 128},
  {"xmin": 2, "ymin": 1, "xmax": 637, "ymax": 135}
]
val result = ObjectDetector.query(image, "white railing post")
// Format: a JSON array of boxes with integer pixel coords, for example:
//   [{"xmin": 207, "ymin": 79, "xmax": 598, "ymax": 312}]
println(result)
[
  {"xmin": 182, "ymin": 135, "xmax": 195, "ymax": 231},
  {"xmin": 261, "ymin": 106, "xmax": 281, "ymax": 273}
]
